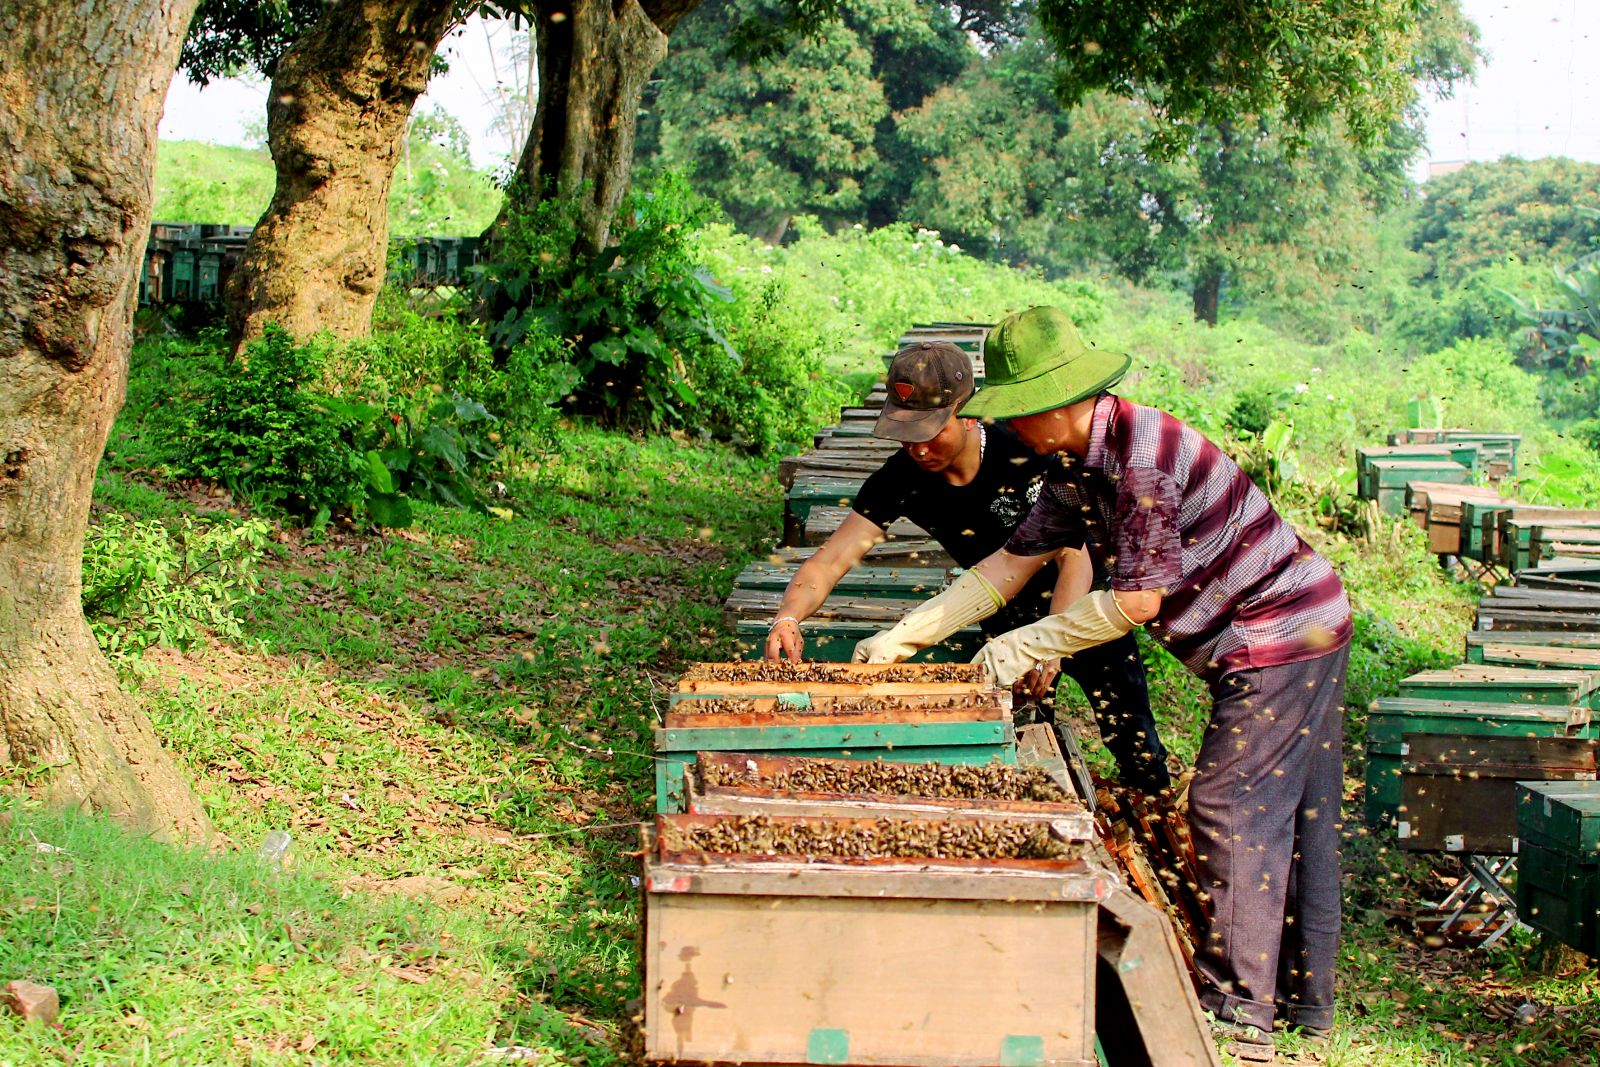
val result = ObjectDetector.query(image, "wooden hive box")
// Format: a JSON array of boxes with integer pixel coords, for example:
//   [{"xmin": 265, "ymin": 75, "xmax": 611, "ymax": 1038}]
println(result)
[
  {"xmin": 656, "ymin": 664, "xmax": 1014, "ymax": 812},
  {"xmin": 765, "ymin": 540, "xmax": 956, "ymax": 568},
  {"xmin": 800, "ymin": 505, "xmax": 929, "ymax": 547},
  {"xmin": 640, "ymin": 813, "xmax": 1107, "ymax": 1067},
  {"xmin": 1362, "ymin": 697, "xmax": 1595, "ymax": 828},
  {"xmin": 1497, "ymin": 509, "xmax": 1600, "ymax": 571},
  {"xmin": 1515, "ymin": 781, "xmax": 1600, "ymax": 956},
  {"xmin": 1465, "ymin": 631, "xmax": 1600, "ymax": 664},
  {"xmin": 785, "ymin": 477, "xmax": 867, "ymax": 540},
  {"xmin": 1397, "ymin": 664, "xmax": 1600, "ymax": 708},
  {"xmin": 1531, "ymin": 523, "xmax": 1600, "ymax": 564},
  {"xmin": 1513, "ymin": 562, "xmax": 1600, "ymax": 593},
  {"xmin": 1365, "ymin": 459, "xmax": 1470, "ymax": 515},
  {"xmin": 1477, "ymin": 586, "xmax": 1600, "ymax": 632},
  {"xmin": 1405, "ymin": 482, "xmax": 1508, "ymax": 554},
  {"xmin": 681, "ymin": 751, "xmax": 1096, "ymax": 842},
  {"xmin": 1395, "ymin": 734, "xmax": 1597, "ymax": 854}
]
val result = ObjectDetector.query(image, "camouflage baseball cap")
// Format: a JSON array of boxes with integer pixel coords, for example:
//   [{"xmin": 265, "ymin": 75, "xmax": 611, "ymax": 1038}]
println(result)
[{"xmin": 874, "ymin": 341, "xmax": 975, "ymax": 442}]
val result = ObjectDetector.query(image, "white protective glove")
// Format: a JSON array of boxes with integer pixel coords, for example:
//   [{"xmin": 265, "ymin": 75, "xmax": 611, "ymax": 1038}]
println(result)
[
  {"xmin": 852, "ymin": 569, "xmax": 1004, "ymax": 663},
  {"xmin": 972, "ymin": 589, "xmax": 1136, "ymax": 687}
]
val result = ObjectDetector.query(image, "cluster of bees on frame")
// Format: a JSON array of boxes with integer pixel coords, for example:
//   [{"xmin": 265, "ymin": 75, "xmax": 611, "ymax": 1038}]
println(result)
[
  {"xmin": 682, "ymin": 662, "xmax": 987, "ymax": 684},
  {"xmin": 701, "ymin": 758, "xmax": 1069, "ymax": 804},
  {"xmin": 663, "ymin": 814, "xmax": 1074, "ymax": 861}
]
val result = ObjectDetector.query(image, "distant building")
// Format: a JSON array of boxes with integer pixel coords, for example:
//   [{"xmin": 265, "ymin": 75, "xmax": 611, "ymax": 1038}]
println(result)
[{"xmin": 1427, "ymin": 159, "xmax": 1469, "ymax": 179}]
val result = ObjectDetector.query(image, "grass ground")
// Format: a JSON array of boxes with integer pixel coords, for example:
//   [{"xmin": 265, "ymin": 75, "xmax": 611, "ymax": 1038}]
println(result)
[{"xmin": 3, "ymin": 340, "xmax": 1598, "ymax": 1065}]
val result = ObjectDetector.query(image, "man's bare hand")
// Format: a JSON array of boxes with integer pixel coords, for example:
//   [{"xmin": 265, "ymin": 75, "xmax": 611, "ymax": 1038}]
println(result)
[
  {"xmin": 764, "ymin": 617, "xmax": 804, "ymax": 662},
  {"xmin": 1015, "ymin": 657, "xmax": 1062, "ymax": 700}
]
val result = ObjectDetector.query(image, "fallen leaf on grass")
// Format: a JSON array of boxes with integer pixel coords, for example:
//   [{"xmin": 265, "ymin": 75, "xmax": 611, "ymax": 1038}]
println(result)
[{"xmin": 384, "ymin": 965, "xmax": 430, "ymax": 985}]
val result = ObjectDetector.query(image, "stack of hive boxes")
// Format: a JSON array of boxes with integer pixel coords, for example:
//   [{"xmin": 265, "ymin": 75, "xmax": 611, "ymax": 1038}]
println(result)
[{"xmin": 640, "ymin": 660, "xmax": 1117, "ymax": 1067}]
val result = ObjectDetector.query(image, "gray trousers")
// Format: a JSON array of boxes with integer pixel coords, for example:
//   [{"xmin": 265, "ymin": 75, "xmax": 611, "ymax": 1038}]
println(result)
[{"xmin": 1190, "ymin": 644, "xmax": 1348, "ymax": 1033}]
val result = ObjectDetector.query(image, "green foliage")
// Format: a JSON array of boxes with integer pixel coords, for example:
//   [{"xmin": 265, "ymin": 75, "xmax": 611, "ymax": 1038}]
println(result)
[
  {"xmin": 1401, "ymin": 337, "xmax": 1545, "ymax": 433},
  {"xmin": 1514, "ymin": 443, "xmax": 1600, "ymax": 509},
  {"xmin": 1510, "ymin": 254, "xmax": 1600, "ymax": 412},
  {"xmin": 1039, "ymin": 0, "xmax": 1475, "ymax": 150},
  {"xmin": 480, "ymin": 172, "xmax": 846, "ymax": 452},
  {"xmin": 154, "ymin": 134, "xmax": 501, "ymax": 233},
  {"xmin": 173, "ymin": 326, "xmax": 503, "ymax": 527},
  {"xmin": 82, "ymin": 513, "xmax": 269, "ymax": 659},
  {"xmin": 179, "ymin": 0, "xmax": 325, "ymax": 84},
  {"xmin": 0, "ymin": 809, "xmax": 504, "ymax": 1064},
  {"xmin": 1411, "ymin": 157, "xmax": 1600, "ymax": 284},
  {"xmin": 480, "ymin": 172, "xmax": 738, "ymax": 429},
  {"xmin": 177, "ymin": 326, "xmax": 366, "ymax": 519},
  {"xmin": 332, "ymin": 392, "xmax": 504, "ymax": 523},
  {"xmin": 700, "ymin": 217, "xmax": 1105, "ymax": 375},
  {"xmin": 642, "ymin": 0, "xmax": 916, "ymax": 235}
]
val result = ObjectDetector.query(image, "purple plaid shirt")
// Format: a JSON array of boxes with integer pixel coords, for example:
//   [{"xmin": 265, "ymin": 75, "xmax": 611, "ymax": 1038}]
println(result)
[{"xmin": 1005, "ymin": 394, "xmax": 1351, "ymax": 682}]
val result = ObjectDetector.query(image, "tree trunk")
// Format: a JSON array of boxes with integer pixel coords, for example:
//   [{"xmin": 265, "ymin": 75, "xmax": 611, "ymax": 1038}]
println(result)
[
  {"xmin": 0, "ymin": 0, "xmax": 210, "ymax": 841},
  {"xmin": 485, "ymin": 0, "xmax": 686, "ymax": 256},
  {"xmin": 1192, "ymin": 261, "xmax": 1223, "ymax": 325},
  {"xmin": 226, "ymin": 0, "xmax": 457, "ymax": 351}
]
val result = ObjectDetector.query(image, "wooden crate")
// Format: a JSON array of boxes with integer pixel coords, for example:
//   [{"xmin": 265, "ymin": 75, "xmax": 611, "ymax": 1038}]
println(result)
[
  {"xmin": 800, "ymin": 506, "xmax": 928, "ymax": 547},
  {"xmin": 1515, "ymin": 781, "xmax": 1600, "ymax": 955},
  {"xmin": 731, "ymin": 560, "xmax": 950, "ymax": 599},
  {"xmin": 1497, "ymin": 510, "xmax": 1600, "ymax": 571},
  {"xmin": 1465, "ymin": 631, "xmax": 1600, "ymax": 663},
  {"xmin": 682, "ymin": 751, "xmax": 1096, "ymax": 841},
  {"xmin": 1405, "ymin": 481, "xmax": 1508, "ymax": 554},
  {"xmin": 1518, "ymin": 779, "xmax": 1600, "ymax": 855},
  {"xmin": 657, "ymin": 666, "xmax": 1015, "ymax": 811},
  {"xmin": 1368, "ymin": 460, "xmax": 1472, "ymax": 515},
  {"xmin": 640, "ymin": 817, "xmax": 1106, "ymax": 1067},
  {"xmin": 1395, "ymin": 734, "xmax": 1598, "ymax": 853},
  {"xmin": 1362, "ymin": 698, "xmax": 1594, "ymax": 827},
  {"xmin": 1397, "ymin": 664, "xmax": 1600, "ymax": 708}
]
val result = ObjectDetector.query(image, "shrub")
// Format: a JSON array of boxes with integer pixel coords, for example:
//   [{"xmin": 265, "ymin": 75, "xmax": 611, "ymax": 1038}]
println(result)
[
  {"xmin": 82, "ymin": 513, "xmax": 269, "ymax": 660},
  {"xmin": 175, "ymin": 326, "xmax": 365, "ymax": 519}
]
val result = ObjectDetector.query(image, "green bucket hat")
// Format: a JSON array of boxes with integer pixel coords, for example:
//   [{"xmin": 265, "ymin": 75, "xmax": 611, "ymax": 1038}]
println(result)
[{"xmin": 960, "ymin": 306, "xmax": 1130, "ymax": 420}]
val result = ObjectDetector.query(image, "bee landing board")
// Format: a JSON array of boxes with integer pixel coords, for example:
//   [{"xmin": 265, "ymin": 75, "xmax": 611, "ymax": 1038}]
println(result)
[{"xmin": 640, "ymin": 820, "xmax": 1106, "ymax": 1067}]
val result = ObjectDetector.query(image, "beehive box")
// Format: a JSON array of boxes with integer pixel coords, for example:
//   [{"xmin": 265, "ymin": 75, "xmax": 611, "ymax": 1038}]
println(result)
[
  {"xmin": 1395, "ymin": 734, "xmax": 1597, "ymax": 854},
  {"xmin": 1365, "ymin": 459, "xmax": 1471, "ymax": 515},
  {"xmin": 1497, "ymin": 510, "xmax": 1600, "ymax": 571},
  {"xmin": 1405, "ymin": 482, "xmax": 1508, "ymax": 555},
  {"xmin": 1477, "ymin": 587, "xmax": 1600, "ymax": 632},
  {"xmin": 1515, "ymin": 781, "xmax": 1600, "ymax": 956},
  {"xmin": 1363, "ymin": 698, "xmax": 1595, "ymax": 827},
  {"xmin": 656, "ymin": 664, "xmax": 1014, "ymax": 812},
  {"xmin": 640, "ymin": 813, "xmax": 1106, "ymax": 1067},
  {"xmin": 682, "ymin": 751, "xmax": 1095, "ymax": 841},
  {"xmin": 1464, "ymin": 631, "xmax": 1600, "ymax": 664},
  {"xmin": 1397, "ymin": 664, "xmax": 1600, "ymax": 708},
  {"xmin": 798, "ymin": 506, "xmax": 928, "ymax": 547}
]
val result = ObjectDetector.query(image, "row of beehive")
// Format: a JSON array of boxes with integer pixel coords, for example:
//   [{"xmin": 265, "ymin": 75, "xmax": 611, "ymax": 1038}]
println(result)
[
  {"xmin": 726, "ymin": 323, "xmax": 994, "ymax": 662},
  {"xmin": 1355, "ymin": 430, "xmax": 1521, "ymax": 518},
  {"xmin": 641, "ymin": 661, "xmax": 1120, "ymax": 1066},
  {"xmin": 1361, "ymin": 540, "xmax": 1600, "ymax": 955}
]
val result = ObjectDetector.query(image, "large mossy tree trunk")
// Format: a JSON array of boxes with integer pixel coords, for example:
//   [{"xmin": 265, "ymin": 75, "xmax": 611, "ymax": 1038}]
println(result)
[
  {"xmin": 226, "ymin": 0, "xmax": 456, "ymax": 351},
  {"xmin": 0, "ymin": 0, "xmax": 210, "ymax": 841},
  {"xmin": 485, "ymin": 0, "xmax": 698, "ymax": 257}
]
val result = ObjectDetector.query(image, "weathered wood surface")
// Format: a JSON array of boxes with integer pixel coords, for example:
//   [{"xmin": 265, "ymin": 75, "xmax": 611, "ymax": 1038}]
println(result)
[
  {"xmin": 1096, "ymin": 886, "xmax": 1224, "ymax": 1067},
  {"xmin": 802, "ymin": 506, "xmax": 929, "ymax": 545}
]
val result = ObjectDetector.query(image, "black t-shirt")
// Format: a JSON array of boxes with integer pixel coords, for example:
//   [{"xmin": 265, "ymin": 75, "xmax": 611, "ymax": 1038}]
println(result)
[{"xmin": 852, "ymin": 424, "xmax": 1060, "ymax": 636}]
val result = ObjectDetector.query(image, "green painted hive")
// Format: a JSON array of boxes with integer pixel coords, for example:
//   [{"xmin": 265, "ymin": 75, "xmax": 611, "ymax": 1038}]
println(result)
[
  {"xmin": 1515, "ymin": 781, "xmax": 1600, "ymax": 955},
  {"xmin": 1362, "ymin": 697, "xmax": 1595, "ymax": 828},
  {"xmin": 1397, "ymin": 665, "xmax": 1600, "ymax": 708}
]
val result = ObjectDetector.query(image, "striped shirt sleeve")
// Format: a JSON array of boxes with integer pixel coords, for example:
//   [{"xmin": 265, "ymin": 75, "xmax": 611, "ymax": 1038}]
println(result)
[{"xmin": 1111, "ymin": 466, "xmax": 1182, "ymax": 591}]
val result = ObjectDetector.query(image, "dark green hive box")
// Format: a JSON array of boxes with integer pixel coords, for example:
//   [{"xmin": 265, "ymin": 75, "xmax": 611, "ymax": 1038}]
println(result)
[
  {"xmin": 1397, "ymin": 665, "xmax": 1600, "ymax": 708},
  {"xmin": 1362, "ymin": 698, "xmax": 1595, "ymax": 828},
  {"xmin": 1515, "ymin": 781, "xmax": 1600, "ymax": 955}
]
